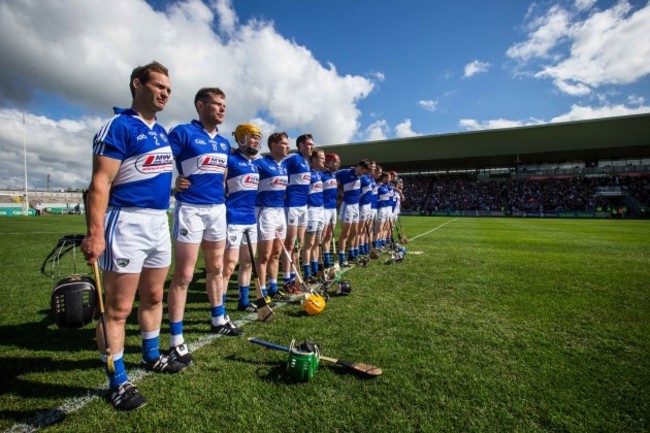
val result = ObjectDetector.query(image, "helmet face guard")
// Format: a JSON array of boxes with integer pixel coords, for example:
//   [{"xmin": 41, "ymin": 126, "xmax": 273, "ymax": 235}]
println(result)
[
  {"xmin": 51, "ymin": 274, "xmax": 97, "ymax": 329},
  {"xmin": 287, "ymin": 339, "xmax": 320, "ymax": 382},
  {"xmin": 336, "ymin": 280, "xmax": 352, "ymax": 295}
]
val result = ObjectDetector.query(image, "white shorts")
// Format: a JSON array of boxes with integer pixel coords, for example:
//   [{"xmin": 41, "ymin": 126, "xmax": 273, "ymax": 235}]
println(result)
[
  {"xmin": 360, "ymin": 203, "xmax": 372, "ymax": 221},
  {"xmin": 257, "ymin": 207, "xmax": 287, "ymax": 241},
  {"xmin": 372, "ymin": 208, "xmax": 378, "ymax": 221},
  {"xmin": 306, "ymin": 206, "xmax": 324, "ymax": 233},
  {"xmin": 173, "ymin": 202, "xmax": 226, "ymax": 243},
  {"xmin": 226, "ymin": 223, "xmax": 257, "ymax": 249},
  {"xmin": 378, "ymin": 207, "xmax": 391, "ymax": 223},
  {"xmin": 323, "ymin": 208, "xmax": 337, "ymax": 228},
  {"xmin": 340, "ymin": 202, "xmax": 360, "ymax": 224},
  {"xmin": 101, "ymin": 207, "xmax": 171, "ymax": 273},
  {"xmin": 285, "ymin": 205, "xmax": 308, "ymax": 227}
]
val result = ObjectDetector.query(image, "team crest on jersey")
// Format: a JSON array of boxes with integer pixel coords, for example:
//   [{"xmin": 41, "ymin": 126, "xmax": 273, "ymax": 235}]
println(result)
[
  {"xmin": 136, "ymin": 152, "xmax": 173, "ymax": 173},
  {"xmin": 116, "ymin": 258, "xmax": 130, "ymax": 268},
  {"xmin": 198, "ymin": 154, "xmax": 227, "ymax": 172}
]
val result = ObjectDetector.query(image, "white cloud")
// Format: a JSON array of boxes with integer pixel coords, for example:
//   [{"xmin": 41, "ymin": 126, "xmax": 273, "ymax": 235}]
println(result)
[
  {"xmin": 365, "ymin": 120, "xmax": 389, "ymax": 141},
  {"xmin": 507, "ymin": 1, "xmax": 650, "ymax": 95},
  {"xmin": 506, "ymin": 5, "xmax": 571, "ymax": 61},
  {"xmin": 0, "ymin": 0, "xmax": 374, "ymax": 188},
  {"xmin": 418, "ymin": 100, "xmax": 438, "ymax": 112},
  {"xmin": 367, "ymin": 71, "xmax": 386, "ymax": 82},
  {"xmin": 550, "ymin": 103, "xmax": 650, "ymax": 123},
  {"xmin": 627, "ymin": 95, "xmax": 645, "ymax": 106},
  {"xmin": 459, "ymin": 101, "xmax": 650, "ymax": 131},
  {"xmin": 458, "ymin": 117, "xmax": 544, "ymax": 131},
  {"xmin": 464, "ymin": 60, "xmax": 491, "ymax": 78},
  {"xmin": 394, "ymin": 119, "xmax": 422, "ymax": 138}
]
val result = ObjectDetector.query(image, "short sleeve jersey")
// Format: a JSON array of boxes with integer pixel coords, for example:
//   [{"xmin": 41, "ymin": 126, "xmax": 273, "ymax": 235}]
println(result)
[
  {"xmin": 284, "ymin": 152, "xmax": 311, "ymax": 207},
  {"xmin": 225, "ymin": 149, "xmax": 259, "ymax": 225},
  {"xmin": 377, "ymin": 184, "xmax": 391, "ymax": 209},
  {"xmin": 307, "ymin": 170, "xmax": 324, "ymax": 208},
  {"xmin": 169, "ymin": 120, "xmax": 230, "ymax": 205},
  {"xmin": 359, "ymin": 174, "xmax": 373, "ymax": 206},
  {"xmin": 93, "ymin": 107, "xmax": 172, "ymax": 209},
  {"xmin": 336, "ymin": 167, "xmax": 362, "ymax": 205},
  {"xmin": 255, "ymin": 155, "xmax": 288, "ymax": 208},
  {"xmin": 321, "ymin": 171, "xmax": 338, "ymax": 209}
]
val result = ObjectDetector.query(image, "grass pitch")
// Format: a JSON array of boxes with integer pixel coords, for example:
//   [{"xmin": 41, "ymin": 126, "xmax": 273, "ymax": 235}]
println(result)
[{"xmin": 0, "ymin": 216, "xmax": 648, "ymax": 432}]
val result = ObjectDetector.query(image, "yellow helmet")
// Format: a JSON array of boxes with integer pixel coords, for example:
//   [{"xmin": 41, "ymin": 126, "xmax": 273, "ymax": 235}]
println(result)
[
  {"xmin": 302, "ymin": 291, "xmax": 326, "ymax": 316},
  {"xmin": 233, "ymin": 123, "xmax": 262, "ymax": 145}
]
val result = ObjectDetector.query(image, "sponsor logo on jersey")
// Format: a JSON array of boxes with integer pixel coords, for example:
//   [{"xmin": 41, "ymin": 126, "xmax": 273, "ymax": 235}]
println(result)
[
  {"xmin": 137, "ymin": 152, "xmax": 174, "ymax": 174},
  {"xmin": 136, "ymin": 134, "xmax": 147, "ymax": 141},
  {"xmin": 271, "ymin": 176, "xmax": 288, "ymax": 189},
  {"xmin": 197, "ymin": 154, "xmax": 227, "ymax": 172},
  {"xmin": 116, "ymin": 258, "xmax": 130, "ymax": 268},
  {"xmin": 299, "ymin": 173, "xmax": 311, "ymax": 184},
  {"xmin": 239, "ymin": 174, "xmax": 259, "ymax": 189}
]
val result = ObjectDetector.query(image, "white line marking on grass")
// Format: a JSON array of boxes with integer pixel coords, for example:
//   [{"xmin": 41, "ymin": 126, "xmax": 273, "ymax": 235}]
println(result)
[
  {"xmin": 4, "ymin": 312, "xmax": 268, "ymax": 433},
  {"xmin": 408, "ymin": 217, "xmax": 458, "ymax": 242},
  {"xmin": 4, "ymin": 267, "xmax": 362, "ymax": 433}
]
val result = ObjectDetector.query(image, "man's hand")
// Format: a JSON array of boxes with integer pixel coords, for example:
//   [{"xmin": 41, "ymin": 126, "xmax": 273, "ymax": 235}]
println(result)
[
  {"xmin": 81, "ymin": 234, "xmax": 105, "ymax": 265},
  {"xmin": 175, "ymin": 174, "xmax": 191, "ymax": 191}
]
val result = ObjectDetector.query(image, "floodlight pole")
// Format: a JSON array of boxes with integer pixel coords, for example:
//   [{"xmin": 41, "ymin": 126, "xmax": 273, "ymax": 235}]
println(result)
[{"xmin": 23, "ymin": 111, "xmax": 29, "ymax": 216}]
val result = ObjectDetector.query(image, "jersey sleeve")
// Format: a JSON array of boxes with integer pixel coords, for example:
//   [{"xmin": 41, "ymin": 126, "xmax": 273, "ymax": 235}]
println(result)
[{"xmin": 93, "ymin": 117, "xmax": 129, "ymax": 161}]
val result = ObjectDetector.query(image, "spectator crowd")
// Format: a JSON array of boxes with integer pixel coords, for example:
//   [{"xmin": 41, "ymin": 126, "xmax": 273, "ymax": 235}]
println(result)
[{"xmin": 399, "ymin": 173, "xmax": 650, "ymax": 215}]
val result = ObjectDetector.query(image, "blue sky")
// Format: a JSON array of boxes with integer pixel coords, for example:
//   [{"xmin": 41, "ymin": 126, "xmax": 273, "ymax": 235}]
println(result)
[{"xmin": 0, "ymin": 0, "xmax": 649, "ymax": 190}]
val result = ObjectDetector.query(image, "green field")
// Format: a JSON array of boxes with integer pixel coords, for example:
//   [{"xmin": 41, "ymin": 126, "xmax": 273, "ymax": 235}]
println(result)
[{"xmin": 1, "ymin": 216, "xmax": 648, "ymax": 432}]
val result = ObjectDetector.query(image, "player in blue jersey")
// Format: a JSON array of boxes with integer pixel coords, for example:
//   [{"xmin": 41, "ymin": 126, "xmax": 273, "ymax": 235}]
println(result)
[
  {"xmin": 302, "ymin": 148, "xmax": 326, "ymax": 283},
  {"xmin": 321, "ymin": 153, "xmax": 341, "ymax": 269},
  {"xmin": 369, "ymin": 162, "xmax": 381, "ymax": 251},
  {"xmin": 166, "ymin": 87, "xmax": 242, "ymax": 370},
  {"xmin": 81, "ymin": 61, "xmax": 184, "ymax": 411},
  {"xmin": 376, "ymin": 171, "xmax": 392, "ymax": 248},
  {"xmin": 255, "ymin": 132, "xmax": 290, "ymax": 298},
  {"xmin": 221, "ymin": 124, "xmax": 264, "ymax": 312},
  {"xmin": 336, "ymin": 159, "xmax": 371, "ymax": 266},
  {"xmin": 282, "ymin": 134, "xmax": 313, "ymax": 288},
  {"xmin": 358, "ymin": 160, "xmax": 376, "ymax": 257}
]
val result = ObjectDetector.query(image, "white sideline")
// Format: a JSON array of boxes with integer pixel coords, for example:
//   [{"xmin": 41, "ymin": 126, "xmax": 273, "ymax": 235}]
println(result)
[
  {"xmin": 408, "ymin": 217, "xmax": 457, "ymax": 241},
  {"xmin": 6, "ymin": 218, "xmax": 455, "ymax": 432}
]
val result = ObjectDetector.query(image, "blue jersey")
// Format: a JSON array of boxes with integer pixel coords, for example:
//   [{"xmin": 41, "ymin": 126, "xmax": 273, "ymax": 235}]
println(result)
[
  {"xmin": 321, "ymin": 171, "xmax": 338, "ymax": 209},
  {"xmin": 377, "ymin": 184, "xmax": 391, "ymax": 208},
  {"xmin": 388, "ymin": 184, "xmax": 396, "ymax": 210},
  {"xmin": 336, "ymin": 167, "xmax": 362, "ymax": 205},
  {"xmin": 359, "ymin": 174, "xmax": 373, "ymax": 206},
  {"xmin": 284, "ymin": 153, "xmax": 311, "ymax": 207},
  {"xmin": 170, "ymin": 120, "xmax": 230, "ymax": 205},
  {"xmin": 370, "ymin": 178, "xmax": 378, "ymax": 209},
  {"xmin": 307, "ymin": 170, "xmax": 324, "ymax": 208},
  {"xmin": 255, "ymin": 155, "xmax": 288, "ymax": 208},
  {"xmin": 93, "ymin": 107, "xmax": 172, "ymax": 209},
  {"xmin": 225, "ymin": 149, "xmax": 259, "ymax": 225}
]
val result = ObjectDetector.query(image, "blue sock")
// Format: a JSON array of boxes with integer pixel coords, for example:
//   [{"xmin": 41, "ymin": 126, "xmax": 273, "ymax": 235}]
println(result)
[
  {"xmin": 348, "ymin": 250, "xmax": 354, "ymax": 261},
  {"xmin": 268, "ymin": 281, "xmax": 278, "ymax": 295},
  {"xmin": 261, "ymin": 287, "xmax": 268, "ymax": 298},
  {"xmin": 339, "ymin": 252, "xmax": 346, "ymax": 264},
  {"xmin": 323, "ymin": 252, "xmax": 331, "ymax": 267},
  {"xmin": 169, "ymin": 320, "xmax": 184, "ymax": 347},
  {"xmin": 238, "ymin": 286, "xmax": 250, "ymax": 306},
  {"xmin": 106, "ymin": 350, "xmax": 128, "ymax": 388},
  {"xmin": 141, "ymin": 329, "xmax": 161, "ymax": 363},
  {"xmin": 290, "ymin": 272, "xmax": 296, "ymax": 281},
  {"xmin": 311, "ymin": 261, "xmax": 319, "ymax": 275},
  {"xmin": 303, "ymin": 264, "xmax": 311, "ymax": 278}
]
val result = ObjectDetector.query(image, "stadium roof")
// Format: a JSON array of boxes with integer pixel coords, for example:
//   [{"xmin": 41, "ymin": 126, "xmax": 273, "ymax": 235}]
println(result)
[{"xmin": 323, "ymin": 113, "xmax": 650, "ymax": 173}]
